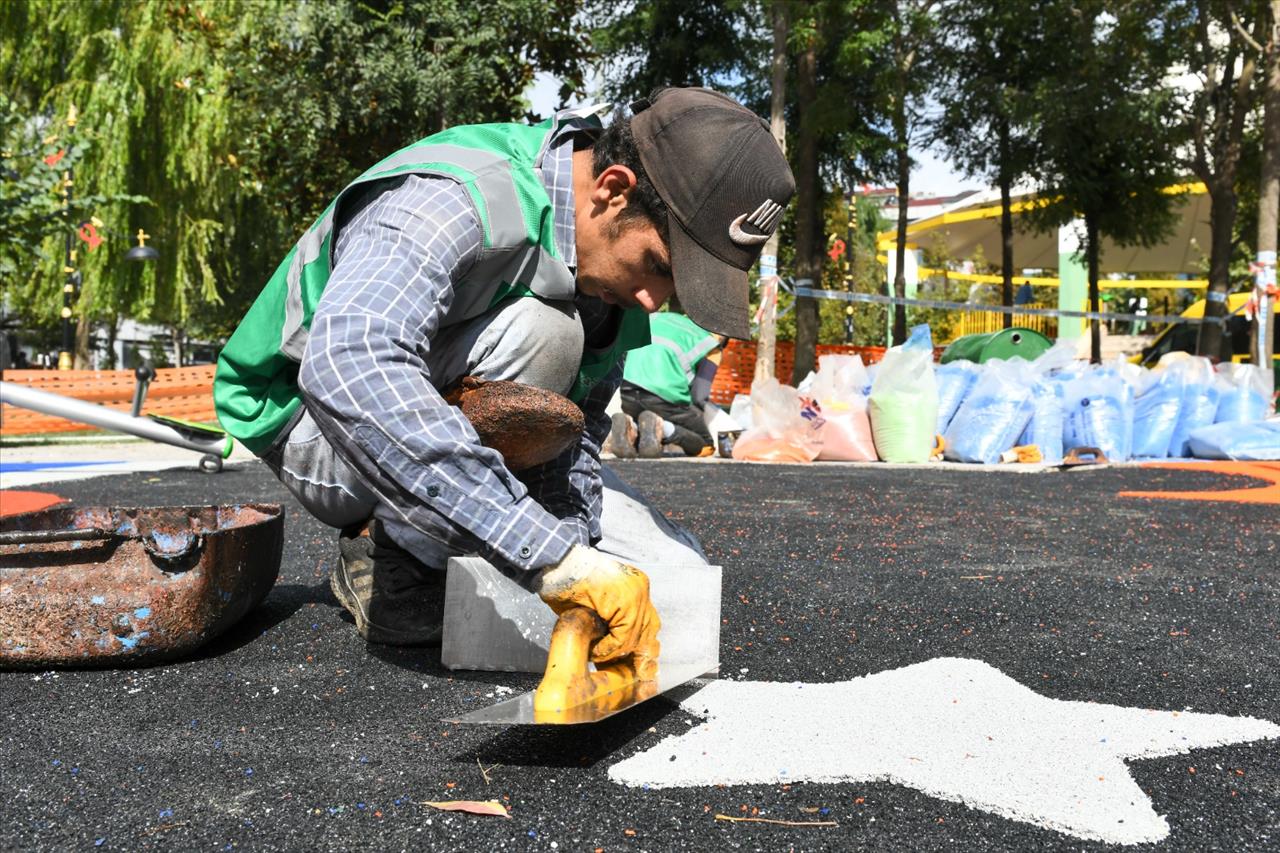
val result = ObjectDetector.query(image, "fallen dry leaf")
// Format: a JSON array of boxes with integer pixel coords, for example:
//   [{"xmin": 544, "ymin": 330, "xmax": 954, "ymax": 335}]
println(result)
[
  {"xmin": 421, "ymin": 800, "xmax": 510, "ymax": 818},
  {"xmin": 715, "ymin": 814, "xmax": 837, "ymax": 828}
]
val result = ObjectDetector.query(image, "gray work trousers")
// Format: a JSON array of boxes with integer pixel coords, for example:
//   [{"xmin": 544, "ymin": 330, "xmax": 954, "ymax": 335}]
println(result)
[{"xmin": 263, "ymin": 297, "xmax": 706, "ymax": 569}]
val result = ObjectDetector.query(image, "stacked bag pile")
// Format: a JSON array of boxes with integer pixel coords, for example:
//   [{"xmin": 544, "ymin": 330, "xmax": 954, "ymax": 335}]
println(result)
[
  {"xmin": 730, "ymin": 324, "xmax": 940, "ymax": 463},
  {"xmin": 940, "ymin": 342, "xmax": 1075, "ymax": 464},
  {"xmin": 716, "ymin": 323, "xmax": 1277, "ymax": 464}
]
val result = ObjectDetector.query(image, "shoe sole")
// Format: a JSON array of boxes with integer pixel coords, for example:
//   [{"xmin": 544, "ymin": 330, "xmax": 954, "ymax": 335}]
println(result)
[
  {"xmin": 637, "ymin": 411, "xmax": 663, "ymax": 459},
  {"xmin": 609, "ymin": 413, "xmax": 637, "ymax": 458}
]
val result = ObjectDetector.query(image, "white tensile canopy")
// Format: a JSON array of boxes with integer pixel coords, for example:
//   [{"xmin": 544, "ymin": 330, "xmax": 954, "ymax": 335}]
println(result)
[{"xmin": 878, "ymin": 182, "xmax": 1211, "ymax": 276}]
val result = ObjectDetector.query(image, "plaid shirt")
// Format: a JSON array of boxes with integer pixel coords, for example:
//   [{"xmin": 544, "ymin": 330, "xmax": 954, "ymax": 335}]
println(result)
[{"xmin": 297, "ymin": 114, "xmax": 620, "ymax": 575}]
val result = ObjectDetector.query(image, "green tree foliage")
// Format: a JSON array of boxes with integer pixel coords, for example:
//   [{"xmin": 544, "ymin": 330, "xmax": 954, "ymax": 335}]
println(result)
[
  {"xmin": 1, "ymin": 0, "xmax": 595, "ymax": 357},
  {"xmin": 228, "ymin": 0, "xmax": 595, "ymax": 230},
  {"xmin": 930, "ymin": 0, "xmax": 1047, "ymax": 324},
  {"xmin": 588, "ymin": 1, "xmax": 896, "ymax": 362},
  {"xmin": 871, "ymin": 0, "xmax": 940, "ymax": 345},
  {"xmin": 773, "ymin": 193, "xmax": 887, "ymax": 345},
  {"xmin": 800, "ymin": 2, "xmax": 896, "ymax": 187},
  {"xmin": 587, "ymin": 0, "xmax": 768, "ymax": 103},
  {"xmin": 787, "ymin": 0, "xmax": 900, "ymax": 378},
  {"xmin": 1023, "ymin": 0, "xmax": 1187, "ymax": 362},
  {"xmin": 1, "ymin": 0, "xmax": 256, "ymax": 351},
  {"xmin": 0, "ymin": 96, "xmax": 145, "ymax": 281}
]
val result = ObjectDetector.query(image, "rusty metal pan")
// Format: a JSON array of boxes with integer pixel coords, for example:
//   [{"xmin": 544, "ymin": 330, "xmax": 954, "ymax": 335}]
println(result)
[{"xmin": 0, "ymin": 503, "xmax": 283, "ymax": 668}]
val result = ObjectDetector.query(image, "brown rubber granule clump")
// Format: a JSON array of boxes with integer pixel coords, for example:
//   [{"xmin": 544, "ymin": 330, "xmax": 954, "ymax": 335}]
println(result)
[{"xmin": 446, "ymin": 377, "xmax": 585, "ymax": 471}]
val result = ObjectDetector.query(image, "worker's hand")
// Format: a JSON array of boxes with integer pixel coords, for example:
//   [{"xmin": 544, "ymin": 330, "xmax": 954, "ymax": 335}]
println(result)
[{"xmin": 533, "ymin": 545, "xmax": 661, "ymax": 667}]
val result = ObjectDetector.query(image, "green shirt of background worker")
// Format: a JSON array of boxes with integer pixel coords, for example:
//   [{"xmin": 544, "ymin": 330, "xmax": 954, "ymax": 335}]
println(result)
[{"xmin": 608, "ymin": 310, "xmax": 724, "ymax": 458}]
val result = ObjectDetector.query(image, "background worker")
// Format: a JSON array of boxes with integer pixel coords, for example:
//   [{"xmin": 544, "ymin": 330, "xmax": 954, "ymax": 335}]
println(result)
[
  {"xmin": 213, "ymin": 87, "xmax": 795, "ymax": 667},
  {"xmin": 608, "ymin": 309, "xmax": 724, "ymax": 458}
]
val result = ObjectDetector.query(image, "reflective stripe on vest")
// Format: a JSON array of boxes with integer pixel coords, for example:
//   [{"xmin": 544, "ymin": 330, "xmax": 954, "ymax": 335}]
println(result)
[
  {"xmin": 280, "ymin": 144, "xmax": 548, "ymax": 361},
  {"xmin": 622, "ymin": 314, "xmax": 718, "ymax": 406},
  {"xmin": 650, "ymin": 332, "xmax": 720, "ymax": 384}
]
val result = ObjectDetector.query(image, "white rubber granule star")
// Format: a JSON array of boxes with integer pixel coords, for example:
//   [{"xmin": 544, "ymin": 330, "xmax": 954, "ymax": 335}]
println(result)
[{"xmin": 608, "ymin": 657, "xmax": 1279, "ymax": 844}]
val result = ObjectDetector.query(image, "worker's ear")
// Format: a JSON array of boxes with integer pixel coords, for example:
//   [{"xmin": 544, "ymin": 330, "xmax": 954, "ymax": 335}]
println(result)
[{"xmin": 590, "ymin": 165, "xmax": 638, "ymax": 211}]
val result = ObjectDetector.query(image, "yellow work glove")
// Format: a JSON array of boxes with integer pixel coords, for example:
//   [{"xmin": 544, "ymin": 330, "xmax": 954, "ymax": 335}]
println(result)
[{"xmin": 533, "ymin": 545, "xmax": 661, "ymax": 673}]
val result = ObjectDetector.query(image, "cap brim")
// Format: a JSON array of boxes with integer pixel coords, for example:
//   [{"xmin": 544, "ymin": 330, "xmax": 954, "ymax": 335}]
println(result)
[{"xmin": 668, "ymin": 214, "xmax": 752, "ymax": 340}]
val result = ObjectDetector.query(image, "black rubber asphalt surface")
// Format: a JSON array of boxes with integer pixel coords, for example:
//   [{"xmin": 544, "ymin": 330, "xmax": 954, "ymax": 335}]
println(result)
[{"xmin": 2, "ymin": 459, "xmax": 1278, "ymax": 852}]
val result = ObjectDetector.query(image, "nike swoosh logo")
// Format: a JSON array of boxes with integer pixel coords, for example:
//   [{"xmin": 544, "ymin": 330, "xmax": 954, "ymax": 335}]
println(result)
[{"xmin": 728, "ymin": 199, "xmax": 783, "ymax": 246}]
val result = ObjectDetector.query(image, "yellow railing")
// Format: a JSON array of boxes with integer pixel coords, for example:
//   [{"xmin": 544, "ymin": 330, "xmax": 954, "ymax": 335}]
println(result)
[{"xmin": 949, "ymin": 304, "xmax": 1059, "ymax": 341}]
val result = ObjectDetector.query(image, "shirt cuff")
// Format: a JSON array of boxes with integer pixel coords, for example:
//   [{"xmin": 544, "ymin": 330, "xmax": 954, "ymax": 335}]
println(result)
[{"xmin": 478, "ymin": 494, "xmax": 579, "ymax": 572}]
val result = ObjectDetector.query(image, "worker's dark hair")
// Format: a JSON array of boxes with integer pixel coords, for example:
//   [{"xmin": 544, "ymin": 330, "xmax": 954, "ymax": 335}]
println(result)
[{"xmin": 591, "ymin": 105, "xmax": 670, "ymax": 246}]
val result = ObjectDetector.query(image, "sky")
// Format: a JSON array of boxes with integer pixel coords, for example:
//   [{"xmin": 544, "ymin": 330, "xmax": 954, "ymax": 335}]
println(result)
[{"xmin": 524, "ymin": 72, "xmax": 980, "ymax": 198}]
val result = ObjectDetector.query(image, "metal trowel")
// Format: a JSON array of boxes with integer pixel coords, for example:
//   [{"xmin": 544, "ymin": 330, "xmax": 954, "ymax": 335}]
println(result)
[{"xmin": 445, "ymin": 606, "xmax": 715, "ymax": 726}]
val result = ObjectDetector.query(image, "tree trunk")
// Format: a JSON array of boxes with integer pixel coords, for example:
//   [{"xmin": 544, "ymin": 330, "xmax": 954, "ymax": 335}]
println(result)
[
  {"xmin": 171, "ymin": 326, "xmax": 185, "ymax": 368},
  {"xmin": 1253, "ymin": 0, "xmax": 1279, "ymax": 374},
  {"xmin": 105, "ymin": 314, "xmax": 119, "ymax": 370},
  {"xmin": 999, "ymin": 156, "xmax": 1014, "ymax": 330},
  {"xmin": 1087, "ymin": 216, "xmax": 1101, "ymax": 364},
  {"xmin": 1196, "ymin": 180, "xmax": 1238, "ymax": 361},
  {"xmin": 997, "ymin": 114, "xmax": 1014, "ymax": 328},
  {"xmin": 1195, "ymin": 10, "xmax": 1258, "ymax": 361},
  {"xmin": 791, "ymin": 34, "xmax": 821, "ymax": 385},
  {"xmin": 74, "ymin": 315, "xmax": 92, "ymax": 370},
  {"xmin": 753, "ymin": 0, "xmax": 788, "ymax": 386},
  {"xmin": 892, "ymin": 106, "xmax": 910, "ymax": 347}
]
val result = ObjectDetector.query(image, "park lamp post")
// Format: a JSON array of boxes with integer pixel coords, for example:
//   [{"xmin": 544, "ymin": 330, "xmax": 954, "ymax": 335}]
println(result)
[
  {"xmin": 125, "ymin": 229, "xmax": 159, "ymax": 263},
  {"xmin": 55, "ymin": 110, "xmax": 78, "ymax": 371},
  {"xmin": 123, "ymin": 229, "xmax": 159, "ymax": 370}
]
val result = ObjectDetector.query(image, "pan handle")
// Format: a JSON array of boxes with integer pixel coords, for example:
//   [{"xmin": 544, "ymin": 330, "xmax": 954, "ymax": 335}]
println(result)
[{"xmin": 0, "ymin": 527, "xmax": 118, "ymax": 546}]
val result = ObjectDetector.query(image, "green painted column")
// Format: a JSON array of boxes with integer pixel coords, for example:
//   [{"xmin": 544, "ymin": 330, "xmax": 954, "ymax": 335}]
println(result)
[{"xmin": 1057, "ymin": 222, "xmax": 1087, "ymax": 341}]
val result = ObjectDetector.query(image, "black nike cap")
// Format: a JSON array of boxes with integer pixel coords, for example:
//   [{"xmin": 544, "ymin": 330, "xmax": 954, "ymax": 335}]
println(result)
[{"xmin": 630, "ymin": 87, "xmax": 795, "ymax": 340}]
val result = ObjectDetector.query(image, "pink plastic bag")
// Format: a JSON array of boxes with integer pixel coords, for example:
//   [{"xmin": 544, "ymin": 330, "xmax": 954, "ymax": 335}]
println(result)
[
  {"xmin": 731, "ymin": 378, "xmax": 823, "ymax": 462},
  {"xmin": 811, "ymin": 354, "xmax": 876, "ymax": 461}
]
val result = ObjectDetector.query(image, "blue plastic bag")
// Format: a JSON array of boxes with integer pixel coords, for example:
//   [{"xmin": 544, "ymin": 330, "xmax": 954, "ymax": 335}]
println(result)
[
  {"xmin": 1214, "ymin": 363, "xmax": 1273, "ymax": 424},
  {"xmin": 1166, "ymin": 357, "xmax": 1219, "ymax": 457},
  {"xmin": 935, "ymin": 362, "xmax": 979, "ymax": 435},
  {"xmin": 1062, "ymin": 367, "xmax": 1134, "ymax": 461},
  {"xmin": 1131, "ymin": 369, "xmax": 1183, "ymax": 458},
  {"xmin": 1187, "ymin": 420, "xmax": 1280, "ymax": 460},
  {"xmin": 1018, "ymin": 379, "xmax": 1064, "ymax": 464},
  {"xmin": 944, "ymin": 358, "xmax": 1036, "ymax": 464}
]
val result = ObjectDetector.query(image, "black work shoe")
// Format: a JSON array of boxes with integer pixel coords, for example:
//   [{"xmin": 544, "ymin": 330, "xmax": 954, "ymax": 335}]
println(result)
[
  {"xmin": 637, "ymin": 411, "xmax": 665, "ymax": 459},
  {"xmin": 607, "ymin": 412, "xmax": 638, "ymax": 459},
  {"xmin": 331, "ymin": 520, "xmax": 445, "ymax": 646},
  {"xmin": 669, "ymin": 424, "xmax": 710, "ymax": 457}
]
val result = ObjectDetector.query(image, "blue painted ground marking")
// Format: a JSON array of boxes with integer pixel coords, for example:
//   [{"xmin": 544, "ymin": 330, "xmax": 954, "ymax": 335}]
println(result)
[{"xmin": 0, "ymin": 461, "xmax": 125, "ymax": 473}]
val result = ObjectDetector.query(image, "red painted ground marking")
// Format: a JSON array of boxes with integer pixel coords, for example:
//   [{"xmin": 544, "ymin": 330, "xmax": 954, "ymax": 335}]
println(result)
[
  {"xmin": 1119, "ymin": 462, "xmax": 1280, "ymax": 505},
  {"xmin": 0, "ymin": 490, "xmax": 69, "ymax": 518}
]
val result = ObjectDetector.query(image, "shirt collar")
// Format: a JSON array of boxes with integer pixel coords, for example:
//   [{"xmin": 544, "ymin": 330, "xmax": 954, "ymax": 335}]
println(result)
[
  {"xmin": 539, "ymin": 106, "xmax": 608, "ymax": 271},
  {"xmin": 542, "ymin": 133, "xmax": 578, "ymax": 270}
]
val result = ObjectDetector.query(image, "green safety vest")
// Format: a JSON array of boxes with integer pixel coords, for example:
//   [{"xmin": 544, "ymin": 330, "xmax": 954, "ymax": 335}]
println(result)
[
  {"xmin": 622, "ymin": 312, "xmax": 720, "ymax": 406},
  {"xmin": 213, "ymin": 111, "xmax": 650, "ymax": 455}
]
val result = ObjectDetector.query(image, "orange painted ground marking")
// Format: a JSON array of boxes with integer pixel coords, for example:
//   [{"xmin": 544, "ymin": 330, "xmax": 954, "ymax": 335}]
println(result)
[
  {"xmin": 0, "ymin": 490, "xmax": 69, "ymax": 518},
  {"xmin": 1119, "ymin": 462, "xmax": 1280, "ymax": 505}
]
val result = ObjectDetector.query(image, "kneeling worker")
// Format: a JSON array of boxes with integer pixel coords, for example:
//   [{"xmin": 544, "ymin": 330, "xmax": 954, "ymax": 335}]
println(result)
[
  {"xmin": 212, "ymin": 88, "xmax": 794, "ymax": 675},
  {"xmin": 608, "ymin": 310, "xmax": 724, "ymax": 458}
]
